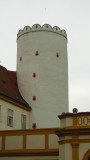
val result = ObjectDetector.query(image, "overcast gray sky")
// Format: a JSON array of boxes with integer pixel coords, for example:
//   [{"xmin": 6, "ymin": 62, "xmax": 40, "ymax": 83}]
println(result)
[{"xmin": 0, "ymin": 0, "xmax": 90, "ymax": 112}]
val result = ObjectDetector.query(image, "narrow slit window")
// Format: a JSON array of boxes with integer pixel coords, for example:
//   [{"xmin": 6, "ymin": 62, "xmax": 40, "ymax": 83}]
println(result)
[
  {"xmin": 32, "ymin": 96, "xmax": 36, "ymax": 101},
  {"xmin": 56, "ymin": 53, "xmax": 59, "ymax": 58},
  {"xmin": 32, "ymin": 123, "xmax": 36, "ymax": 129},
  {"xmin": 20, "ymin": 57, "xmax": 22, "ymax": 61},
  {"xmin": 33, "ymin": 73, "xmax": 36, "ymax": 78},
  {"xmin": 35, "ymin": 51, "xmax": 39, "ymax": 56}
]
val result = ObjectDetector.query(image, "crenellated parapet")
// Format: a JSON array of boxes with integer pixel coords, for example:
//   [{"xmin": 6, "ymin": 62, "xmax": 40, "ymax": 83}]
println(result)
[{"xmin": 17, "ymin": 24, "xmax": 67, "ymax": 39}]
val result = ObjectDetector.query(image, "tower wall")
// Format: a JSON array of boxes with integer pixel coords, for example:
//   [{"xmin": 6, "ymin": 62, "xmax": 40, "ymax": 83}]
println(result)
[{"xmin": 17, "ymin": 24, "xmax": 68, "ymax": 128}]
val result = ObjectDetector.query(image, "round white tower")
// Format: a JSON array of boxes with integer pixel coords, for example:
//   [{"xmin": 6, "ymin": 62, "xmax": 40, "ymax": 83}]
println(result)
[{"xmin": 17, "ymin": 24, "xmax": 68, "ymax": 128}]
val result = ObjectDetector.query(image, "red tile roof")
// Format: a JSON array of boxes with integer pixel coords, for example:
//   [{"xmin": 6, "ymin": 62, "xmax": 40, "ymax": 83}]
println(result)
[{"xmin": 0, "ymin": 65, "xmax": 31, "ymax": 109}]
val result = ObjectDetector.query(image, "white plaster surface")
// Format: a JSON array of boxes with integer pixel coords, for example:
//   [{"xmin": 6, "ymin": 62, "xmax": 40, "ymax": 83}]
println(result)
[
  {"xmin": 26, "ymin": 135, "xmax": 45, "ymax": 149},
  {"xmin": 17, "ymin": 29, "xmax": 68, "ymax": 128},
  {"xmin": 49, "ymin": 134, "xmax": 59, "ymax": 149},
  {"xmin": 5, "ymin": 135, "xmax": 23, "ymax": 150},
  {"xmin": 59, "ymin": 143, "xmax": 72, "ymax": 160},
  {"xmin": 60, "ymin": 117, "xmax": 73, "ymax": 127},
  {"xmin": 66, "ymin": 117, "xmax": 73, "ymax": 126},
  {"xmin": 59, "ymin": 144, "xmax": 65, "ymax": 160},
  {"xmin": 79, "ymin": 143, "xmax": 90, "ymax": 160}
]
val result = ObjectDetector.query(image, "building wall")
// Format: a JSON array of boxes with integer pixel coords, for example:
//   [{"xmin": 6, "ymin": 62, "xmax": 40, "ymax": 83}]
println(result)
[
  {"xmin": 0, "ymin": 129, "xmax": 59, "ymax": 150},
  {"xmin": 0, "ymin": 128, "xmax": 59, "ymax": 159},
  {"xmin": 59, "ymin": 136, "xmax": 72, "ymax": 160},
  {"xmin": 57, "ymin": 112, "xmax": 90, "ymax": 160},
  {"xmin": 17, "ymin": 24, "xmax": 68, "ymax": 129},
  {"xmin": 59, "ymin": 143, "xmax": 72, "ymax": 160},
  {"xmin": 3, "ymin": 133, "xmax": 59, "ymax": 150},
  {"xmin": 0, "ymin": 156, "xmax": 59, "ymax": 160},
  {"xmin": 79, "ymin": 135, "xmax": 90, "ymax": 160},
  {"xmin": 0, "ymin": 132, "xmax": 59, "ymax": 151},
  {"xmin": 60, "ymin": 117, "xmax": 73, "ymax": 128},
  {"xmin": 0, "ymin": 99, "xmax": 30, "ymax": 130}
]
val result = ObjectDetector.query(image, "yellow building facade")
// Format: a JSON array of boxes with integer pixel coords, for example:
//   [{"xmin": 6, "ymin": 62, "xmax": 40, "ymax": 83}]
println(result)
[{"xmin": 56, "ymin": 111, "xmax": 90, "ymax": 160}]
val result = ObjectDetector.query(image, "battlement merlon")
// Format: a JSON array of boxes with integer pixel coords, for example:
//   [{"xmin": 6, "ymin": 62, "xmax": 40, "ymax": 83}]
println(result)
[{"xmin": 17, "ymin": 24, "xmax": 67, "ymax": 40}]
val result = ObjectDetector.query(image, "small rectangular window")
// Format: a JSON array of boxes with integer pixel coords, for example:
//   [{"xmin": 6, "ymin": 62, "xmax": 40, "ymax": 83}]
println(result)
[
  {"xmin": 7, "ymin": 109, "xmax": 13, "ymax": 127},
  {"xmin": 21, "ymin": 115, "xmax": 26, "ymax": 129}
]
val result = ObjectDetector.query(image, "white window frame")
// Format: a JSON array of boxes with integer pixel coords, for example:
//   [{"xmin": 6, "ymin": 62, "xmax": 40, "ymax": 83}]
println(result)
[
  {"xmin": 21, "ymin": 114, "xmax": 26, "ymax": 129},
  {"xmin": 7, "ymin": 109, "xmax": 13, "ymax": 127}
]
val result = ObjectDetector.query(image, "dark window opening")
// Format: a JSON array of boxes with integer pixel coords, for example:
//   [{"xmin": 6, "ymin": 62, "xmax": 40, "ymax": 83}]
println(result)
[
  {"xmin": 35, "ymin": 51, "xmax": 39, "ymax": 56},
  {"xmin": 20, "ymin": 57, "xmax": 22, "ymax": 61},
  {"xmin": 33, "ymin": 73, "xmax": 36, "ymax": 78},
  {"xmin": 32, "ymin": 96, "xmax": 36, "ymax": 101},
  {"xmin": 56, "ymin": 53, "xmax": 59, "ymax": 58},
  {"xmin": 32, "ymin": 123, "xmax": 36, "ymax": 129}
]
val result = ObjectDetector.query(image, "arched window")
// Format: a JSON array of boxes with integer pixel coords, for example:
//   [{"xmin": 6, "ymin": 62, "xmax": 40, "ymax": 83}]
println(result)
[{"xmin": 83, "ymin": 150, "xmax": 90, "ymax": 160}]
